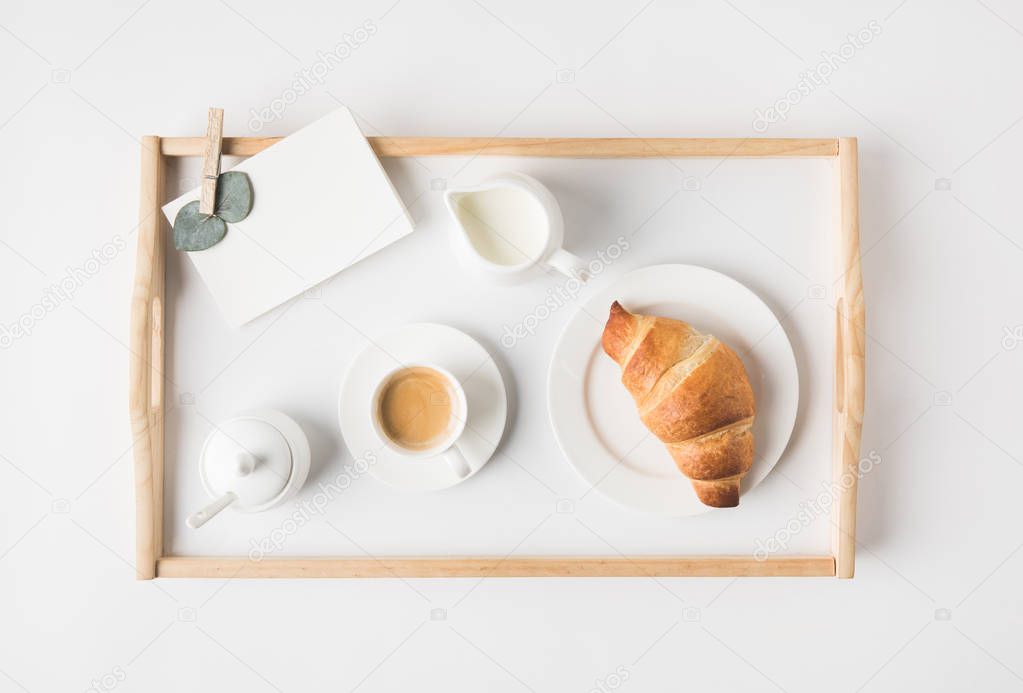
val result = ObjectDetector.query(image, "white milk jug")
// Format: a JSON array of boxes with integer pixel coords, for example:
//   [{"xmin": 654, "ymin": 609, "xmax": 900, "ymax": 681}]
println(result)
[{"xmin": 444, "ymin": 173, "xmax": 589, "ymax": 284}]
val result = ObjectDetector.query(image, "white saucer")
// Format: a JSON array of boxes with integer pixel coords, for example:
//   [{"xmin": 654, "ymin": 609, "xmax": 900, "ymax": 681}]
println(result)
[
  {"xmin": 548, "ymin": 264, "xmax": 799, "ymax": 516},
  {"xmin": 339, "ymin": 323, "xmax": 507, "ymax": 492}
]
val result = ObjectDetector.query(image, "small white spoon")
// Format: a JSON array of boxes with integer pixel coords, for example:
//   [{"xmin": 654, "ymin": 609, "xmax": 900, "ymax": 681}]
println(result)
[{"xmin": 186, "ymin": 491, "xmax": 238, "ymax": 529}]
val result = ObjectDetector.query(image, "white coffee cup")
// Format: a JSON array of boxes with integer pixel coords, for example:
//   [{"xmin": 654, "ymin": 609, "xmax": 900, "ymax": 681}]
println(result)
[
  {"xmin": 370, "ymin": 364, "xmax": 472, "ymax": 479},
  {"xmin": 444, "ymin": 172, "xmax": 590, "ymax": 284}
]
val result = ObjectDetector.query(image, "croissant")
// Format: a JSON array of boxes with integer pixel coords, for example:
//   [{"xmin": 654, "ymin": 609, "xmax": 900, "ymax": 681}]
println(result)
[{"xmin": 601, "ymin": 301, "xmax": 755, "ymax": 508}]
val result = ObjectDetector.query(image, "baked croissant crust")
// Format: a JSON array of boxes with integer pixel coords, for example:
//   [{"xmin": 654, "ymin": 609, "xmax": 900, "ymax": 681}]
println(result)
[{"xmin": 602, "ymin": 301, "xmax": 755, "ymax": 507}]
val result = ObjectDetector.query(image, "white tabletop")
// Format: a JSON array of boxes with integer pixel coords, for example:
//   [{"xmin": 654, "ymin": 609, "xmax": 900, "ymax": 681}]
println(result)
[{"xmin": 2, "ymin": 1, "xmax": 1021, "ymax": 691}]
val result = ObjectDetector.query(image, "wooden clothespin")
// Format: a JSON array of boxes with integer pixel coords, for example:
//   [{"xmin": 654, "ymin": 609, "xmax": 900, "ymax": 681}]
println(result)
[{"xmin": 199, "ymin": 107, "xmax": 224, "ymax": 215}]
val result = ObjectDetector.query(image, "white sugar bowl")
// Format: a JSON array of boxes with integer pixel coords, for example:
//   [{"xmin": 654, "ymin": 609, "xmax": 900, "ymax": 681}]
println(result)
[{"xmin": 187, "ymin": 410, "xmax": 311, "ymax": 529}]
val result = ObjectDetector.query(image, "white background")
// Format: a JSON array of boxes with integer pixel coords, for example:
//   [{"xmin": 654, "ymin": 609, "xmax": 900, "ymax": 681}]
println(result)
[{"xmin": 2, "ymin": 1, "xmax": 1023, "ymax": 691}]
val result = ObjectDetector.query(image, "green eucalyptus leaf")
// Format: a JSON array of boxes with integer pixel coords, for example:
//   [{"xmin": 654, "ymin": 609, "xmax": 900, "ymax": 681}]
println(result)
[
  {"xmin": 214, "ymin": 171, "xmax": 254, "ymax": 223},
  {"xmin": 173, "ymin": 201, "xmax": 228, "ymax": 251}
]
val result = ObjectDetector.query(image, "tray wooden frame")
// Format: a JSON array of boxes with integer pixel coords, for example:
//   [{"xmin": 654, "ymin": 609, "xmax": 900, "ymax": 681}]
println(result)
[{"xmin": 130, "ymin": 136, "xmax": 864, "ymax": 580}]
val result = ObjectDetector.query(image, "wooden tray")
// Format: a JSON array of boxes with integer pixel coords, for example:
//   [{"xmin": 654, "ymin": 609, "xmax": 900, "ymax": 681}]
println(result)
[{"xmin": 130, "ymin": 136, "xmax": 864, "ymax": 579}]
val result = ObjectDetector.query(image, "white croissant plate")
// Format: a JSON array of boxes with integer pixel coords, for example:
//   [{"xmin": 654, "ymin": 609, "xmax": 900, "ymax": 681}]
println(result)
[{"xmin": 548, "ymin": 264, "xmax": 799, "ymax": 516}]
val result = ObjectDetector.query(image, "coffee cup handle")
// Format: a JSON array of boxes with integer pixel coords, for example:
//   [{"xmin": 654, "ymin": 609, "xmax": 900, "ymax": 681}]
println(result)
[
  {"xmin": 441, "ymin": 442, "xmax": 472, "ymax": 479},
  {"xmin": 545, "ymin": 248, "xmax": 590, "ymax": 282}
]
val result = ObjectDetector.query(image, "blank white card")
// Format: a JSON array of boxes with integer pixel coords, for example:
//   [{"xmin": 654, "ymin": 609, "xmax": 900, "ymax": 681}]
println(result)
[{"xmin": 163, "ymin": 108, "xmax": 414, "ymax": 327}]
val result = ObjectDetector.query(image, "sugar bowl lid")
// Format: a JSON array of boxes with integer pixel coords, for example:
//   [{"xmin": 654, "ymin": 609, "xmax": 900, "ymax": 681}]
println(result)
[{"xmin": 200, "ymin": 415, "xmax": 294, "ymax": 509}]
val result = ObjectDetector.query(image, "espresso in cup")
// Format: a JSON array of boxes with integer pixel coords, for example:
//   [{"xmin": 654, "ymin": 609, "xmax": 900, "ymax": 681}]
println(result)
[
  {"xmin": 376, "ymin": 366, "xmax": 460, "ymax": 452},
  {"xmin": 370, "ymin": 364, "xmax": 472, "ymax": 478}
]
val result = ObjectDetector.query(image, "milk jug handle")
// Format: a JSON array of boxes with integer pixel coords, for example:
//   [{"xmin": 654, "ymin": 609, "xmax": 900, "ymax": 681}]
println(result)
[{"xmin": 546, "ymin": 248, "xmax": 590, "ymax": 283}]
